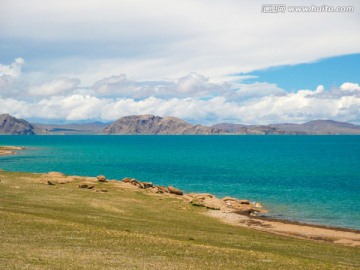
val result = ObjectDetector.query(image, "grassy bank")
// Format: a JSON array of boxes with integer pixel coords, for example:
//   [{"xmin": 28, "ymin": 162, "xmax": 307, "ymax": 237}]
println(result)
[{"xmin": 0, "ymin": 171, "xmax": 359, "ymax": 269}]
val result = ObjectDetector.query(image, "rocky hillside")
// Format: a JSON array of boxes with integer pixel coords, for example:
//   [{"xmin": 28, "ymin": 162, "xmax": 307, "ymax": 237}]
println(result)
[
  {"xmin": 103, "ymin": 114, "xmax": 224, "ymax": 134},
  {"xmin": 211, "ymin": 123, "xmax": 299, "ymax": 135},
  {"xmin": 213, "ymin": 120, "xmax": 360, "ymax": 135},
  {"xmin": 270, "ymin": 120, "xmax": 360, "ymax": 134},
  {"xmin": 0, "ymin": 114, "xmax": 37, "ymax": 135}
]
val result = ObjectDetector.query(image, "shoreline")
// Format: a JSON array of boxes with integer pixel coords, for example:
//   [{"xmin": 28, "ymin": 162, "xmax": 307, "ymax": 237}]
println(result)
[
  {"xmin": 253, "ymin": 214, "xmax": 360, "ymax": 234},
  {"xmin": 206, "ymin": 211, "xmax": 360, "ymax": 247},
  {"xmin": 1, "ymin": 145, "xmax": 359, "ymax": 247}
]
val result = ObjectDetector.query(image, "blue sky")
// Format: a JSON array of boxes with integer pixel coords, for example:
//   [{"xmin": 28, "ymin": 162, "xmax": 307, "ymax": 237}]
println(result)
[
  {"xmin": 0, "ymin": 0, "xmax": 360, "ymax": 124},
  {"xmin": 242, "ymin": 54, "xmax": 360, "ymax": 92}
]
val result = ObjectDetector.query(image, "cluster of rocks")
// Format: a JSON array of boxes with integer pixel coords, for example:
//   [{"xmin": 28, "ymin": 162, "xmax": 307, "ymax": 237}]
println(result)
[
  {"xmin": 45, "ymin": 171, "xmax": 265, "ymax": 216},
  {"xmin": 121, "ymin": 177, "xmax": 154, "ymax": 189},
  {"xmin": 187, "ymin": 193, "xmax": 264, "ymax": 215},
  {"xmin": 120, "ymin": 177, "xmax": 264, "ymax": 216},
  {"xmin": 121, "ymin": 177, "xmax": 184, "ymax": 195},
  {"xmin": 77, "ymin": 175, "xmax": 109, "ymax": 192}
]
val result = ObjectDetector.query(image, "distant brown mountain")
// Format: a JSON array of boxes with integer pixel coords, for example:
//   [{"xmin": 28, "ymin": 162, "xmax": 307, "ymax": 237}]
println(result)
[
  {"xmin": 213, "ymin": 120, "xmax": 360, "ymax": 135},
  {"xmin": 0, "ymin": 114, "xmax": 37, "ymax": 135},
  {"xmin": 103, "ymin": 114, "xmax": 223, "ymax": 134}
]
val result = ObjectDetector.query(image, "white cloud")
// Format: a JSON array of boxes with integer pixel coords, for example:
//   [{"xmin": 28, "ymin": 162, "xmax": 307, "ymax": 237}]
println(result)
[
  {"xmin": 1, "ymin": 1, "xmax": 359, "ymax": 83},
  {"xmin": 1, "ymin": 83, "xmax": 360, "ymax": 125},
  {"xmin": 0, "ymin": 57, "xmax": 24, "ymax": 78},
  {"xmin": 0, "ymin": 58, "xmax": 25, "ymax": 97},
  {"xmin": 28, "ymin": 78, "xmax": 80, "ymax": 96},
  {"xmin": 225, "ymin": 82, "xmax": 286, "ymax": 101},
  {"xmin": 92, "ymin": 72, "xmax": 229, "ymax": 99},
  {"xmin": 340, "ymin": 82, "xmax": 360, "ymax": 92}
]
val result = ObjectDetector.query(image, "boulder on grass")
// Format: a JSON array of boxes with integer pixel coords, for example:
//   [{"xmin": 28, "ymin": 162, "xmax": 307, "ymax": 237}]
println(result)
[
  {"xmin": 79, "ymin": 182, "xmax": 94, "ymax": 189},
  {"xmin": 97, "ymin": 175, "xmax": 107, "ymax": 182},
  {"xmin": 168, "ymin": 186, "xmax": 183, "ymax": 195}
]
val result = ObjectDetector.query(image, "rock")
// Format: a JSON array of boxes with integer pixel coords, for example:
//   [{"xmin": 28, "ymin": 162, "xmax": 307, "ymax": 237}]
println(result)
[
  {"xmin": 143, "ymin": 182, "xmax": 153, "ymax": 189},
  {"xmin": 130, "ymin": 179, "xmax": 141, "ymax": 187},
  {"xmin": 255, "ymin": 202, "xmax": 263, "ymax": 208},
  {"xmin": 97, "ymin": 175, "xmax": 107, "ymax": 182},
  {"xmin": 190, "ymin": 199, "xmax": 206, "ymax": 207},
  {"xmin": 222, "ymin": 196, "xmax": 240, "ymax": 202},
  {"xmin": 205, "ymin": 204, "xmax": 220, "ymax": 210},
  {"xmin": 190, "ymin": 199, "xmax": 220, "ymax": 210},
  {"xmin": 79, "ymin": 182, "xmax": 94, "ymax": 189},
  {"xmin": 222, "ymin": 197, "xmax": 250, "ymax": 205},
  {"xmin": 168, "ymin": 186, "xmax": 183, "ymax": 195},
  {"xmin": 138, "ymin": 182, "xmax": 145, "ymax": 189},
  {"xmin": 238, "ymin": 200, "xmax": 250, "ymax": 205},
  {"xmin": 47, "ymin": 180, "xmax": 55, "ymax": 186},
  {"xmin": 235, "ymin": 208, "xmax": 260, "ymax": 216},
  {"xmin": 122, "ymin": 177, "xmax": 131, "ymax": 183},
  {"xmin": 153, "ymin": 186, "xmax": 169, "ymax": 193},
  {"xmin": 101, "ymin": 188, "xmax": 108, "ymax": 192},
  {"xmin": 58, "ymin": 180, "xmax": 68, "ymax": 184},
  {"xmin": 158, "ymin": 186, "xmax": 169, "ymax": 193},
  {"xmin": 47, "ymin": 172, "xmax": 65, "ymax": 177}
]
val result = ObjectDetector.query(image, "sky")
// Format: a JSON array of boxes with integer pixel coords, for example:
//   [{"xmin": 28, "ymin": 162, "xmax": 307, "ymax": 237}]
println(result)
[{"xmin": 0, "ymin": 0, "xmax": 359, "ymax": 125}]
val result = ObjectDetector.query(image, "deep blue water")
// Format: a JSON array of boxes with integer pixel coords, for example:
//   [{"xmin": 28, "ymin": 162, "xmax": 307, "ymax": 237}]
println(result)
[{"xmin": 1, "ymin": 135, "xmax": 359, "ymax": 230}]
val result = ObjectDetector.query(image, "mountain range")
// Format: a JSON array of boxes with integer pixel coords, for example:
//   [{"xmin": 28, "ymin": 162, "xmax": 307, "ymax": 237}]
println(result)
[{"xmin": 1, "ymin": 113, "xmax": 360, "ymax": 135}]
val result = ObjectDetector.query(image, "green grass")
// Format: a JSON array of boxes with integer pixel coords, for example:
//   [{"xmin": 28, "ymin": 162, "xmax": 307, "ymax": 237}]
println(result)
[{"xmin": 0, "ymin": 171, "xmax": 359, "ymax": 269}]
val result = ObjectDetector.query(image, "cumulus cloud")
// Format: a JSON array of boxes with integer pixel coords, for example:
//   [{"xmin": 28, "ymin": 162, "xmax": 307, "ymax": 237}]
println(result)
[
  {"xmin": 1, "ymin": 83, "xmax": 360, "ymax": 124},
  {"xmin": 28, "ymin": 78, "xmax": 80, "ymax": 96},
  {"xmin": 92, "ymin": 73, "xmax": 229, "ymax": 99},
  {"xmin": 225, "ymin": 82, "xmax": 286, "ymax": 102},
  {"xmin": 0, "ymin": 58, "xmax": 25, "ymax": 97},
  {"xmin": 340, "ymin": 82, "xmax": 360, "ymax": 92},
  {"xmin": 0, "ymin": 57, "xmax": 24, "ymax": 78}
]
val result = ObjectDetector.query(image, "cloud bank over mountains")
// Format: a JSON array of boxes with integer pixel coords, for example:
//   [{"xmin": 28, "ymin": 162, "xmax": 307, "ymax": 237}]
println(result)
[{"xmin": 1, "ymin": 57, "xmax": 359, "ymax": 124}]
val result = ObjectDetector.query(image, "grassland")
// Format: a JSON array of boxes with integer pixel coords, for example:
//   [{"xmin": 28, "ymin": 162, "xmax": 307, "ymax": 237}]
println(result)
[{"xmin": 0, "ymin": 170, "xmax": 359, "ymax": 269}]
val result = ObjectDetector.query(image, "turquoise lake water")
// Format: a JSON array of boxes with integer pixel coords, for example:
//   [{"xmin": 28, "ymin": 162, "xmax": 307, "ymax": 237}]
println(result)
[{"xmin": 1, "ymin": 135, "xmax": 359, "ymax": 230}]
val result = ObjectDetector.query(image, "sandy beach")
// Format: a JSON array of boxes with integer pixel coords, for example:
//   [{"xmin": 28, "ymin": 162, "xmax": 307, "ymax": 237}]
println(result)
[{"xmin": 206, "ymin": 210, "xmax": 360, "ymax": 247}]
